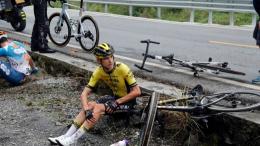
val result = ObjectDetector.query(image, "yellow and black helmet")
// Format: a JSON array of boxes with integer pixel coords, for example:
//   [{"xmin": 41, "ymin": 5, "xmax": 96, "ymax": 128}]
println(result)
[
  {"xmin": 0, "ymin": 31, "xmax": 7, "ymax": 44},
  {"xmin": 93, "ymin": 43, "xmax": 114, "ymax": 59}
]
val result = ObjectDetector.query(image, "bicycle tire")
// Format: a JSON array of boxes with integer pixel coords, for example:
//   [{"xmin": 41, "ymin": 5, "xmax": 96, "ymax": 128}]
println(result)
[
  {"xmin": 78, "ymin": 15, "xmax": 99, "ymax": 52},
  {"xmin": 139, "ymin": 92, "xmax": 159, "ymax": 146},
  {"xmin": 48, "ymin": 12, "xmax": 71, "ymax": 47},
  {"xmin": 200, "ymin": 92, "xmax": 260, "ymax": 112},
  {"xmin": 193, "ymin": 64, "xmax": 246, "ymax": 75}
]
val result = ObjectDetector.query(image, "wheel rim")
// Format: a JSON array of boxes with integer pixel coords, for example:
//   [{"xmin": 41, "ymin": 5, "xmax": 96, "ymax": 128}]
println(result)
[
  {"xmin": 79, "ymin": 18, "xmax": 98, "ymax": 50},
  {"xmin": 49, "ymin": 15, "xmax": 69, "ymax": 45}
]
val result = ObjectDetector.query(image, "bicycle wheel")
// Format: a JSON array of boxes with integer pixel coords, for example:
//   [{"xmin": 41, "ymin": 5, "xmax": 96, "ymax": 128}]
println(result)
[
  {"xmin": 48, "ymin": 12, "xmax": 71, "ymax": 46},
  {"xmin": 10, "ymin": 8, "xmax": 26, "ymax": 32},
  {"xmin": 200, "ymin": 92, "xmax": 260, "ymax": 112},
  {"xmin": 193, "ymin": 64, "xmax": 246, "ymax": 76},
  {"xmin": 139, "ymin": 92, "xmax": 159, "ymax": 146},
  {"xmin": 78, "ymin": 15, "xmax": 99, "ymax": 52}
]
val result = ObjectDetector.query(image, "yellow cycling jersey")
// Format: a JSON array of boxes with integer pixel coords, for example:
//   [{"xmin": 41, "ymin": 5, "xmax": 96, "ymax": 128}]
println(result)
[{"xmin": 87, "ymin": 62, "xmax": 137, "ymax": 98}]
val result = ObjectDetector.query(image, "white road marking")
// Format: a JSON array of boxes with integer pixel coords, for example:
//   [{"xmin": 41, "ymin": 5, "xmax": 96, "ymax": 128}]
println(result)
[{"xmin": 209, "ymin": 40, "xmax": 259, "ymax": 49}]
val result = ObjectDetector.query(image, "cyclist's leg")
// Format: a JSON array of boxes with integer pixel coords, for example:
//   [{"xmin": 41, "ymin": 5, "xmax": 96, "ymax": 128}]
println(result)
[
  {"xmin": 0, "ymin": 61, "xmax": 25, "ymax": 86},
  {"xmin": 56, "ymin": 99, "xmax": 108, "ymax": 145},
  {"xmin": 72, "ymin": 95, "xmax": 114, "ymax": 127},
  {"xmin": 58, "ymin": 95, "xmax": 114, "ymax": 141}
]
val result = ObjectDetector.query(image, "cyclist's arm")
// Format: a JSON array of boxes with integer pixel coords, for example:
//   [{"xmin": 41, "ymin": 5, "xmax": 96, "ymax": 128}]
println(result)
[
  {"xmin": 80, "ymin": 87, "xmax": 92, "ymax": 111},
  {"xmin": 0, "ymin": 48, "xmax": 6, "ymax": 56},
  {"xmin": 116, "ymin": 85, "xmax": 141, "ymax": 105},
  {"xmin": 23, "ymin": 53, "xmax": 35, "ymax": 69},
  {"xmin": 82, "ymin": 68, "xmax": 101, "ymax": 110}
]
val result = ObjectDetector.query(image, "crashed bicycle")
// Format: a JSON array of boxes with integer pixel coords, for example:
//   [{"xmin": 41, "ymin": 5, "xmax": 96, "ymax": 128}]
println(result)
[
  {"xmin": 139, "ymin": 84, "xmax": 260, "ymax": 146},
  {"xmin": 135, "ymin": 39, "xmax": 246, "ymax": 77}
]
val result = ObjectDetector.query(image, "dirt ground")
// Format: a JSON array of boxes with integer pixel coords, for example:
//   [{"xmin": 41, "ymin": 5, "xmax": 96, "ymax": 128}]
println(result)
[
  {"xmin": 0, "ymin": 74, "xmax": 145, "ymax": 146},
  {"xmin": 2, "ymin": 71, "xmax": 257, "ymax": 146}
]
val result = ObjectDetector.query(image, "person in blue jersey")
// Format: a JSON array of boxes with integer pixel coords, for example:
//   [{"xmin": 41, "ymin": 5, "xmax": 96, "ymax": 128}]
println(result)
[{"xmin": 0, "ymin": 31, "xmax": 38, "ymax": 86}]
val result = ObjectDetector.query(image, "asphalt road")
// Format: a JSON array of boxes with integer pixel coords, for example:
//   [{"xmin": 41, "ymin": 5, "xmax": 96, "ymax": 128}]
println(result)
[{"xmin": 0, "ymin": 6, "xmax": 259, "ymax": 82}]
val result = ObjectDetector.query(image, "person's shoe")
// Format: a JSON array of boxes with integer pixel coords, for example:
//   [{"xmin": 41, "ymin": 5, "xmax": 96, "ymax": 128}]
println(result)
[
  {"xmin": 30, "ymin": 67, "xmax": 39, "ymax": 74},
  {"xmin": 31, "ymin": 44, "xmax": 39, "ymax": 52},
  {"xmin": 39, "ymin": 46, "xmax": 56, "ymax": 53},
  {"xmin": 48, "ymin": 135, "xmax": 66, "ymax": 145},
  {"xmin": 252, "ymin": 76, "xmax": 260, "ymax": 84},
  {"xmin": 56, "ymin": 137, "xmax": 76, "ymax": 146}
]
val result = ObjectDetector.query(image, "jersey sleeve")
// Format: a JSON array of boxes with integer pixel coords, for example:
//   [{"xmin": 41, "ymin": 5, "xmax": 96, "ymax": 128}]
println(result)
[
  {"xmin": 86, "ymin": 67, "xmax": 101, "ymax": 89},
  {"xmin": 14, "ymin": 41, "xmax": 27, "ymax": 52},
  {"xmin": 122, "ymin": 64, "xmax": 137, "ymax": 87},
  {"xmin": 0, "ymin": 48, "xmax": 6, "ymax": 56}
]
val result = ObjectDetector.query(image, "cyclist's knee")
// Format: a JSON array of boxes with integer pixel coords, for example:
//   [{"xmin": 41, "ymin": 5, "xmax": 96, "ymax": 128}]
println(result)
[{"xmin": 93, "ymin": 104, "xmax": 105, "ymax": 114}]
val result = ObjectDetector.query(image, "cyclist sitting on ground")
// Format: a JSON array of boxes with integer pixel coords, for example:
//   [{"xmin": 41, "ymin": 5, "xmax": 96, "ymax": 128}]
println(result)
[
  {"xmin": 48, "ymin": 43, "xmax": 141, "ymax": 145},
  {"xmin": 0, "ymin": 31, "xmax": 38, "ymax": 86}
]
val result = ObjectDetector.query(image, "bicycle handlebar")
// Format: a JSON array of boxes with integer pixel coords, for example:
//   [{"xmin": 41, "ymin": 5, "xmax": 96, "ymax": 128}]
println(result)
[{"xmin": 140, "ymin": 39, "xmax": 160, "ymax": 45}]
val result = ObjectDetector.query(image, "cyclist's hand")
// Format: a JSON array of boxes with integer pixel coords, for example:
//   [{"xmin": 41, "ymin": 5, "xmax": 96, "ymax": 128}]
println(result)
[
  {"xmin": 85, "ymin": 110, "xmax": 95, "ymax": 123},
  {"xmin": 104, "ymin": 100, "xmax": 119, "ymax": 114}
]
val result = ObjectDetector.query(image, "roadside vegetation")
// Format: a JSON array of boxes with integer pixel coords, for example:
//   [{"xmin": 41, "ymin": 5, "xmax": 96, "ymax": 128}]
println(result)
[{"xmin": 51, "ymin": 1, "xmax": 254, "ymax": 26}]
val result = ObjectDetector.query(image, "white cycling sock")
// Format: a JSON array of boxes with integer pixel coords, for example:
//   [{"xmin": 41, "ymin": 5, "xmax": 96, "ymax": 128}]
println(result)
[
  {"xmin": 64, "ymin": 124, "xmax": 78, "ymax": 137},
  {"xmin": 69, "ymin": 126, "xmax": 86, "ymax": 141}
]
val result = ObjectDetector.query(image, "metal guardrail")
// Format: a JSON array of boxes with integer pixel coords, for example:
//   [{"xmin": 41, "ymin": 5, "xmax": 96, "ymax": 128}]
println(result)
[{"xmin": 70, "ymin": 0, "xmax": 257, "ymax": 26}]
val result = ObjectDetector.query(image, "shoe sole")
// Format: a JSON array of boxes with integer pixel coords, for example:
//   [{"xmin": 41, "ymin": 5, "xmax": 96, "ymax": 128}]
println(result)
[
  {"xmin": 56, "ymin": 140, "xmax": 64, "ymax": 146},
  {"xmin": 48, "ymin": 138, "xmax": 58, "ymax": 145}
]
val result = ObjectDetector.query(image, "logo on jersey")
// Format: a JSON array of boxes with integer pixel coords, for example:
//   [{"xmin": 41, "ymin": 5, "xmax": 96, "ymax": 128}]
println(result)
[
  {"xmin": 13, "ymin": 48, "xmax": 26, "ymax": 54},
  {"xmin": 0, "ymin": 64, "xmax": 10, "ymax": 75}
]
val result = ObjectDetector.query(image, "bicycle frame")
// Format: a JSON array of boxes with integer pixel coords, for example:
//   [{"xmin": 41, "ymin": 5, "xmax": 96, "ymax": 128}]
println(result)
[
  {"xmin": 135, "ymin": 39, "xmax": 245, "ymax": 76},
  {"xmin": 57, "ymin": 0, "xmax": 85, "ymax": 38},
  {"xmin": 152, "ymin": 55, "xmax": 228, "ymax": 75},
  {"xmin": 157, "ymin": 91, "xmax": 260, "ymax": 114}
]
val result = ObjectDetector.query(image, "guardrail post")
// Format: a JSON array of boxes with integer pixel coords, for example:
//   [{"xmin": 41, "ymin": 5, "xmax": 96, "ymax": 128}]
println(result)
[
  {"xmin": 190, "ymin": 9, "xmax": 195, "ymax": 23},
  {"xmin": 84, "ymin": 1, "xmax": 87, "ymax": 11},
  {"xmin": 129, "ymin": 5, "xmax": 133, "ymax": 16},
  {"xmin": 208, "ymin": 10, "xmax": 213, "ymax": 24},
  {"xmin": 252, "ymin": 13, "xmax": 257, "ymax": 26},
  {"xmin": 229, "ymin": 12, "xmax": 234, "ymax": 26},
  {"xmin": 157, "ymin": 7, "xmax": 161, "ymax": 19},
  {"xmin": 104, "ymin": 4, "xmax": 108, "ymax": 13}
]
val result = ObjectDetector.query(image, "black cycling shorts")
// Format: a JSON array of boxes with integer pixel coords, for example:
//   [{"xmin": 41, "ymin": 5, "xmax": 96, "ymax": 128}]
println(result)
[{"xmin": 96, "ymin": 95, "xmax": 136, "ymax": 111}]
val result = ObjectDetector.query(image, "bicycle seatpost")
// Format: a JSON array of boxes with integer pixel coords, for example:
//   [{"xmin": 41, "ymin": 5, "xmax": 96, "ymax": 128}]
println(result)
[
  {"xmin": 135, "ymin": 39, "xmax": 160, "ymax": 72},
  {"xmin": 79, "ymin": 0, "xmax": 84, "ymax": 16}
]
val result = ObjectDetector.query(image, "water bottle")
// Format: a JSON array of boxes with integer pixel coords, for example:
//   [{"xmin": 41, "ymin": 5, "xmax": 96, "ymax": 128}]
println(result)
[{"xmin": 110, "ymin": 139, "xmax": 129, "ymax": 146}]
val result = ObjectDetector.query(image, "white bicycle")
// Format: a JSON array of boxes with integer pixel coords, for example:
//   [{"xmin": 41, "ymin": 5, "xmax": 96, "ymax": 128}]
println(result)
[{"xmin": 48, "ymin": 0, "xmax": 99, "ymax": 52}]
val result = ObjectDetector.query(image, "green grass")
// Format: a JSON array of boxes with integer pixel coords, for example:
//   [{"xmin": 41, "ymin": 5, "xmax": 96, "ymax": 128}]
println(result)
[
  {"xmin": 213, "ymin": 11, "xmax": 230, "ymax": 25},
  {"xmin": 133, "ymin": 7, "xmax": 157, "ymax": 18},
  {"xmin": 234, "ymin": 13, "xmax": 252, "ymax": 26},
  {"xmin": 87, "ymin": 3, "xmax": 104, "ymax": 12},
  {"xmin": 53, "ymin": 2, "xmax": 254, "ymax": 26},
  {"xmin": 194, "ymin": 10, "xmax": 209, "ymax": 23},
  {"xmin": 162, "ymin": 8, "xmax": 190, "ymax": 22},
  {"xmin": 108, "ymin": 5, "xmax": 129, "ymax": 15}
]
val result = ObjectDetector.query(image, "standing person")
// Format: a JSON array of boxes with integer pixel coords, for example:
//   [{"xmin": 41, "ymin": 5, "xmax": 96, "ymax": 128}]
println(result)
[
  {"xmin": 253, "ymin": 0, "xmax": 260, "ymax": 47},
  {"xmin": 252, "ymin": 0, "xmax": 260, "ymax": 83},
  {"xmin": 31, "ymin": 0, "xmax": 56, "ymax": 53},
  {"xmin": 0, "ymin": 31, "xmax": 38, "ymax": 86},
  {"xmin": 48, "ymin": 43, "xmax": 141, "ymax": 145}
]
